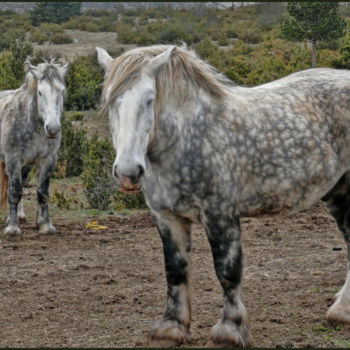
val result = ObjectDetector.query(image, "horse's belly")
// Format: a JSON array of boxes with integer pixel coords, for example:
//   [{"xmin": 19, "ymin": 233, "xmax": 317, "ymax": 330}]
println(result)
[{"xmin": 238, "ymin": 171, "xmax": 344, "ymax": 217}]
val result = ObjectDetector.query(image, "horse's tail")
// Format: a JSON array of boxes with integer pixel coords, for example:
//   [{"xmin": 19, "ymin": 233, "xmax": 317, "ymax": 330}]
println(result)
[{"xmin": 0, "ymin": 162, "xmax": 8, "ymax": 209}]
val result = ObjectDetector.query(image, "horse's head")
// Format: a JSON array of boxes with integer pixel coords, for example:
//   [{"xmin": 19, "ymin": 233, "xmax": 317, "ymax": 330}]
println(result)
[
  {"xmin": 96, "ymin": 46, "xmax": 175, "ymax": 193},
  {"xmin": 27, "ymin": 60, "xmax": 69, "ymax": 138}
]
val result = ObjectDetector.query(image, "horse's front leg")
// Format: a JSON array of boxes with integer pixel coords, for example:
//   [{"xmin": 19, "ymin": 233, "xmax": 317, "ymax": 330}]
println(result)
[
  {"xmin": 151, "ymin": 211, "xmax": 192, "ymax": 346},
  {"xmin": 4, "ymin": 162, "xmax": 22, "ymax": 241},
  {"xmin": 17, "ymin": 165, "xmax": 33, "ymax": 221},
  {"xmin": 36, "ymin": 157, "xmax": 56, "ymax": 234},
  {"xmin": 203, "ymin": 206, "xmax": 252, "ymax": 347},
  {"xmin": 322, "ymin": 173, "xmax": 350, "ymax": 324}
]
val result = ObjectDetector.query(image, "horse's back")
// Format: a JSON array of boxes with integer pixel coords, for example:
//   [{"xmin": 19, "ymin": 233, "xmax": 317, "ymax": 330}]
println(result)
[
  {"xmin": 223, "ymin": 69, "xmax": 350, "ymax": 215},
  {"xmin": 254, "ymin": 67, "xmax": 350, "ymax": 90}
]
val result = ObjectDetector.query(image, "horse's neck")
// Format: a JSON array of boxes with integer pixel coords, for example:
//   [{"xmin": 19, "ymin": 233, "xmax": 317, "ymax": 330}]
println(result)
[
  {"xmin": 153, "ymin": 88, "xmax": 215, "ymax": 159},
  {"xmin": 15, "ymin": 85, "xmax": 39, "ymax": 123}
]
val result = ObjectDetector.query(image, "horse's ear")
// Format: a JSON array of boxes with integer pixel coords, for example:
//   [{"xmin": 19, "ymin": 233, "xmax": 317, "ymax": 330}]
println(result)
[
  {"xmin": 26, "ymin": 62, "xmax": 41, "ymax": 80},
  {"xmin": 60, "ymin": 62, "xmax": 69, "ymax": 77},
  {"xmin": 146, "ymin": 46, "xmax": 176, "ymax": 76},
  {"xmin": 96, "ymin": 47, "xmax": 112, "ymax": 72}
]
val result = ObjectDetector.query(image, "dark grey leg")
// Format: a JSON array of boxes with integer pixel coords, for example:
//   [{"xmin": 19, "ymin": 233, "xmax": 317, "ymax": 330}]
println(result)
[
  {"xmin": 150, "ymin": 211, "xmax": 192, "ymax": 345},
  {"xmin": 21, "ymin": 165, "xmax": 33, "ymax": 188},
  {"xmin": 322, "ymin": 172, "xmax": 350, "ymax": 324},
  {"xmin": 36, "ymin": 158, "xmax": 56, "ymax": 234},
  {"xmin": 203, "ymin": 206, "xmax": 252, "ymax": 347},
  {"xmin": 4, "ymin": 161, "xmax": 22, "ymax": 240},
  {"xmin": 17, "ymin": 165, "xmax": 33, "ymax": 221}
]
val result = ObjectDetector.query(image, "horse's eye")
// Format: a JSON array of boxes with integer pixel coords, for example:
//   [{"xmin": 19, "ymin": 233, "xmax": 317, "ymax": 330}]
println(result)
[
  {"xmin": 147, "ymin": 99, "xmax": 154, "ymax": 106},
  {"xmin": 38, "ymin": 91, "xmax": 42, "ymax": 96}
]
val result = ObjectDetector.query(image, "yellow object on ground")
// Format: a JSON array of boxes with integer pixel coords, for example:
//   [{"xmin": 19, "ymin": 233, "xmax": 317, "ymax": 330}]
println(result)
[{"xmin": 85, "ymin": 221, "xmax": 108, "ymax": 230}]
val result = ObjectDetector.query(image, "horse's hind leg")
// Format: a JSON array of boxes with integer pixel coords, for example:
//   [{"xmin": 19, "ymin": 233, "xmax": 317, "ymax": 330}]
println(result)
[
  {"xmin": 150, "ymin": 211, "xmax": 192, "ymax": 346},
  {"xmin": 322, "ymin": 172, "xmax": 350, "ymax": 324},
  {"xmin": 4, "ymin": 161, "xmax": 22, "ymax": 241},
  {"xmin": 36, "ymin": 158, "xmax": 56, "ymax": 234},
  {"xmin": 203, "ymin": 205, "xmax": 252, "ymax": 347},
  {"xmin": 17, "ymin": 165, "xmax": 32, "ymax": 221}
]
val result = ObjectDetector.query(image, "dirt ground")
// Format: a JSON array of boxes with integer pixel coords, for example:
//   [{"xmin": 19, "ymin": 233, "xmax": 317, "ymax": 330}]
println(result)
[{"xmin": 1, "ymin": 199, "xmax": 350, "ymax": 348}]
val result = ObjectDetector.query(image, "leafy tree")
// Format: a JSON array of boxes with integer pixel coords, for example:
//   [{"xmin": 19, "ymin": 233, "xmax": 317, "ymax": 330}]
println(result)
[
  {"xmin": 30, "ymin": 2, "xmax": 81, "ymax": 26},
  {"xmin": 282, "ymin": 2, "xmax": 346, "ymax": 68}
]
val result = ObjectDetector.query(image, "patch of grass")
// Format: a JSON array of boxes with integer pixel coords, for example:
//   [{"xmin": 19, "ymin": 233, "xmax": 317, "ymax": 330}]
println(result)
[
  {"xmin": 325, "ymin": 287, "xmax": 340, "ymax": 294},
  {"xmin": 313, "ymin": 325, "xmax": 327, "ymax": 332},
  {"xmin": 333, "ymin": 339, "xmax": 350, "ymax": 347}
]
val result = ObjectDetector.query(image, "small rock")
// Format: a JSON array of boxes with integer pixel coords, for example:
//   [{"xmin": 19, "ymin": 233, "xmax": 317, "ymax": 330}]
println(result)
[{"xmin": 332, "ymin": 246, "xmax": 342, "ymax": 251}]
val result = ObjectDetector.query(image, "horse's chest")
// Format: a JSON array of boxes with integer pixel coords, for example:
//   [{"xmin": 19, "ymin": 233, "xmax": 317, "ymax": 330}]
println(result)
[{"xmin": 142, "ymin": 170, "xmax": 201, "ymax": 221}]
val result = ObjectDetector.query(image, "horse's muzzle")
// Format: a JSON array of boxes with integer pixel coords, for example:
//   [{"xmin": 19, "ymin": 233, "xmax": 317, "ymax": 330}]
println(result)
[
  {"xmin": 45, "ymin": 124, "xmax": 61, "ymax": 138},
  {"xmin": 119, "ymin": 176, "xmax": 141, "ymax": 194},
  {"xmin": 114, "ymin": 164, "xmax": 144, "ymax": 193}
]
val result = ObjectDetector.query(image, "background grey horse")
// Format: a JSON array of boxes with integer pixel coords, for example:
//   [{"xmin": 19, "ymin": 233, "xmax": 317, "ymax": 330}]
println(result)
[
  {"xmin": 0, "ymin": 59, "xmax": 69, "ymax": 241},
  {"xmin": 97, "ymin": 44, "xmax": 350, "ymax": 347}
]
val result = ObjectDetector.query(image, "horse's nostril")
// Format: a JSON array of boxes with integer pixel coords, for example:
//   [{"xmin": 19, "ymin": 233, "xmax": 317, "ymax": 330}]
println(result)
[
  {"xmin": 45, "ymin": 124, "xmax": 60, "ymax": 136},
  {"xmin": 138, "ymin": 165, "xmax": 145, "ymax": 178},
  {"xmin": 115, "ymin": 164, "xmax": 144, "ymax": 183},
  {"xmin": 113, "ymin": 166, "xmax": 118, "ymax": 178}
]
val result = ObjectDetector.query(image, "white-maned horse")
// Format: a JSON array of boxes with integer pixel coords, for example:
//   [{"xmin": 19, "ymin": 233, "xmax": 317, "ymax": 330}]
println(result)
[
  {"xmin": 97, "ymin": 44, "xmax": 350, "ymax": 347},
  {"xmin": 0, "ymin": 59, "xmax": 68, "ymax": 241}
]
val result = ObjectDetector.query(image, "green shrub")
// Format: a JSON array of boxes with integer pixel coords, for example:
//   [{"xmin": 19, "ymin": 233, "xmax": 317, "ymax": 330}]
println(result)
[
  {"xmin": 331, "ymin": 34, "xmax": 350, "ymax": 69},
  {"xmin": 116, "ymin": 22, "xmax": 136, "ymax": 44},
  {"xmin": 0, "ymin": 40, "xmax": 33, "ymax": 90},
  {"xmin": 113, "ymin": 189, "xmax": 147, "ymax": 211},
  {"xmin": 70, "ymin": 112, "xmax": 84, "ymax": 121},
  {"xmin": 0, "ymin": 52, "xmax": 19, "ymax": 90},
  {"xmin": 0, "ymin": 33, "xmax": 11, "ymax": 50},
  {"xmin": 226, "ymin": 28, "xmax": 238, "ymax": 39},
  {"xmin": 218, "ymin": 32, "xmax": 229, "ymax": 46},
  {"xmin": 65, "ymin": 54, "xmax": 104, "ymax": 110},
  {"xmin": 156, "ymin": 24, "xmax": 191, "ymax": 44},
  {"xmin": 50, "ymin": 187, "xmax": 81, "ymax": 210},
  {"xmin": 240, "ymin": 28, "xmax": 264, "ymax": 44},
  {"xmin": 39, "ymin": 22, "xmax": 63, "ymax": 35},
  {"xmin": 50, "ymin": 32, "xmax": 73, "ymax": 44},
  {"xmin": 85, "ymin": 22, "xmax": 99, "ymax": 32},
  {"xmin": 82, "ymin": 135, "xmax": 117, "ymax": 210},
  {"xmin": 135, "ymin": 31, "xmax": 155, "ymax": 45},
  {"xmin": 54, "ymin": 114, "xmax": 88, "ymax": 178},
  {"xmin": 82, "ymin": 135, "xmax": 147, "ymax": 211},
  {"xmin": 30, "ymin": 30, "xmax": 48, "ymax": 44}
]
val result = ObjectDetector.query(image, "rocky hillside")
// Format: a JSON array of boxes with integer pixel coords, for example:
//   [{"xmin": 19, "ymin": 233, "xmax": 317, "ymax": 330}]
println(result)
[{"xmin": 0, "ymin": 2, "xmax": 252, "ymax": 13}]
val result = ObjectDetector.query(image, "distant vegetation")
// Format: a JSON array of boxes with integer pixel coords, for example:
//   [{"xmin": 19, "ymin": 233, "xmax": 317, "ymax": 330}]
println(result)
[
  {"xmin": 30, "ymin": 2, "xmax": 81, "ymax": 26},
  {"xmin": 282, "ymin": 2, "xmax": 346, "ymax": 68},
  {"xmin": 0, "ymin": 1, "xmax": 348, "ymax": 211}
]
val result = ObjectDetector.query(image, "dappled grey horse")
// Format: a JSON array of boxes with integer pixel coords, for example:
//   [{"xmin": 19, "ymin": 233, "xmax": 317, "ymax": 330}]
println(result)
[
  {"xmin": 0, "ymin": 59, "xmax": 68, "ymax": 241},
  {"xmin": 97, "ymin": 44, "xmax": 350, "ymax": 346}
]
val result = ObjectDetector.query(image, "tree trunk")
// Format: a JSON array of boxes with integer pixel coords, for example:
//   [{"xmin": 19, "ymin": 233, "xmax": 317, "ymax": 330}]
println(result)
[{"xmin": 312, "ymin": 41, "xmax": 317, "ymax": 68}]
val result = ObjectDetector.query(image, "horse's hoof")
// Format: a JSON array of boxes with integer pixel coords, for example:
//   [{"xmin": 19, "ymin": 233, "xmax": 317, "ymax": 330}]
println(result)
[
  {"xmin": 38, "ymin": 223, "xmax": 56, "ymax": 235},
  {"xmin": 209, "ymin": 320, "xmax": 252, "ymax": 348},
  {"xmin": 327, "ymin": 299, "xmax": 350, "ymax": 325},
  {"xmin": 18, "ymin": 215, "xmax": 27, "ymax": 223},
  {"xmin": 4, "ymin": 225, "xmax": 22, "ymax": 241},
  {"xmin": 151, "ymin": 320, "xmax": 191, "ymax": 346}
]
